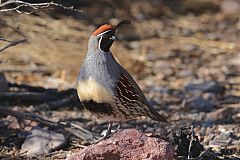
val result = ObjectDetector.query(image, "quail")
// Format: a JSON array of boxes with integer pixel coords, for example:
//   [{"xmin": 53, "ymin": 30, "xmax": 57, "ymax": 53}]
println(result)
[{"xmin": 77, "ymin": 20, "xmax": 166, "ymax": 138}]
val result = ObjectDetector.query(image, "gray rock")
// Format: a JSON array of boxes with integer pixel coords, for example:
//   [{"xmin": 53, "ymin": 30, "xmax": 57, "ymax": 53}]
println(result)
[
  {"xmin": 128, "ymin": 41, "xmax": 140, "ymax": 50},
  {"xmin": 221, "ymin": 0, "xmax": 240, "ymax": 16},
  {"xmin": 20, "ymin": 127, "xmax": 66, "ymax": 157},
  {"xmin": 153, "ymin": 60, "xmax": 173, "ymax": 76},
  {"xmin": 206, "ymin": 107, "xmax": 234, "ymax": 121},
  {"xmin": 184, "ymin": 81, "xmax": 225, "ymax": 95},
  {"xmin": 228, "ymin": 53, "xmax": 240, "ymax": 66},
  {"xmin": 146, "ymin": 53, "xmax": 163, "ymax": 61},
  {"xmin": 177, "ymin": 70, "xmax": 193, "ymax": 78},
  {"xmin": 150, "ymin": 86, "xmax": 170, "ymax": 94},
  {"xmin": 209, "ymin": 131, "xmax": 240, "ymax": 148},
  {"xmin": 181, "ymin": 44, "xmax": 198, "ymax": 52},
  {"xmin": 0, "ymin": 72, "xmax": 8, "ymax": 92},
  {"xmin": 183, "ymin": 96, "xmax": 214, "ymax": 112}
]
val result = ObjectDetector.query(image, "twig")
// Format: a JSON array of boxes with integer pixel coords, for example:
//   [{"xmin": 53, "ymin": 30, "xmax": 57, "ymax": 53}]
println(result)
[
  {"xmin": 0, "ymin": 106, "xmax": 98, "ymax": 143},
  {"xmin": 0, "ymin": 38, "xmax": 27, "ymax": 52},
  {"xmin": 0, "ymin": 106, "xmax": 59, "ymax": 127},
  {"xmin": 34, "ymin": 94, "xmax": 78, "ymax": 111},
  {"xmin": 218, "ymin": 95, "xmax": 240, "ymax": 105},
  {"xmin": 5, "ymin": 24, "xmax": 27, "ymax": 38},
  {"xmin": 0, "ymin": 64, "xmax": 52, "ymax": 73},
  {"xmin": 198, "ymin": 147, "xmax": 213, "ymax": 159},
  {"xmin": 187, "ymin": 125, "xmax": 194, "ymax": 159},
  {"xmin": 0, "ymin": 21, "xmax": 28, "ymax": 52},
  {"xmin": 2, "ymin": 83, "xmax": 82, "ymax": 107},
  {"xmin": 71, "ymin": 143, "xmax": 88, "ymax": 148},
  {"xmin": 9, "ymin": 82, "xmax": 58, "ymax": 93},
  {"xmin": 0, "ymin": 38, "xmax": 11, "ymax": 42},
  {"xmin": 0, "ymin": 91, "xmax": 57, "ymax": 102},
  {"xmin": 0, "ymin": 0, "xmax": 82, "ymax": 14}
]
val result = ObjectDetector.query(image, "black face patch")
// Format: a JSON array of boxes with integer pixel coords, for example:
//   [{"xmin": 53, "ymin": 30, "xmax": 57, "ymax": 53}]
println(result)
[
  {"xmin": 98, "ymin": 30, "xmax": 115, "ymax": 52},
  {"xmin": 82, "ymin": 100, "xmax": 113, "ymax": 115}
]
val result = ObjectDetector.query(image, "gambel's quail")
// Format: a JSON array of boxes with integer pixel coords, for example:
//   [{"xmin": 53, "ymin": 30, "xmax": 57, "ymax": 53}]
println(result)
[{"xmin": 77, "ymin": 20, "xmax": 166, "ymax": 138}]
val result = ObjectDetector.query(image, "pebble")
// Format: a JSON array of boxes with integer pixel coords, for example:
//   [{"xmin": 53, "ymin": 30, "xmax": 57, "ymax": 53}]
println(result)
[
  {"xmin": 209, "ymin": 131, "xmax": 240, "ymax": 149},
  {"xmin": 206, "ymin": 107, "xmax": 233, "ymax": 122},
  {"xmin": 184, "ymin": 80, "xmax": 225, "ymax": 95},
  {"xmin": 153, "ymin": 60, "xmax": 173, "ymax": 76},
  {"xmin": 183, "ymin": 96, "xmax": 214, "ymax": 112},
  {"xmin": 0, "ymin": 72, "xmax": 8, "ymax": 92},
  {"xmin": 181, "ymin": 44, "xmax": 198, "ymax": 52},
  {"xmin": 128, "ymin": 41, "xmax": 140, "ymax": 50},
  {"xmin": 177, "ymin": 69, "xmax": 193, "ymax": 78},
  {"xmin": 20, "ymin": 127, "xmax": 66, "ymax": 157},
  {"xmin": 221, "ymin": 0, "xmax": 240, "ymax": 16}
]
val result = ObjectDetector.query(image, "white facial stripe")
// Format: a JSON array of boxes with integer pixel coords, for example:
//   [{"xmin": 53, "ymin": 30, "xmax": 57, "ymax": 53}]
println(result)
[
  {"xmin": 96, "ymin": 30, "xmax": 112, "ymax": 36},
  {"xmin": 98, "ymin": 36, "xmax": 103, "ymax": 51},
  {"xmin": 97, "ymin": 30, "xmax": 114, "ymax": 51}
]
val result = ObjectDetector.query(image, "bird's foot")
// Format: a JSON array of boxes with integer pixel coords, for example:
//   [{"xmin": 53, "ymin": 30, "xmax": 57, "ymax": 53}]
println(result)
[
  {"xmin": 93, "ymin": 122, "xmax": 113, "ymax": 144},
  {"xmin": 93, "ymin": 133, "xmax": 112, "ymax": 144},
  {"xmin": 117, "ymin": 123, "xmax": 121, "ymax": 131}
]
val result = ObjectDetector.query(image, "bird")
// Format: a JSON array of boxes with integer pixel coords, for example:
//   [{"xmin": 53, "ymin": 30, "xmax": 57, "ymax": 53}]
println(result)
[{"xmin": 77, "ymin": 20, "xmax": 166, "ymax": 139}]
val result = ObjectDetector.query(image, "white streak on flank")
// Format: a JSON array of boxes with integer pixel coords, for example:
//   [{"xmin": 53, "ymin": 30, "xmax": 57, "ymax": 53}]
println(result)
[{"xmin": 77, "ymin": 77, "xmax": 113, "ymax": 103}]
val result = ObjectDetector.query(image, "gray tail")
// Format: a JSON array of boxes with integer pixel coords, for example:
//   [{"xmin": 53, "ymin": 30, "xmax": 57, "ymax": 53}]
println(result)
[{"xmin": 148, "ymin": 106, "xmax": 167, "ymax": 122}]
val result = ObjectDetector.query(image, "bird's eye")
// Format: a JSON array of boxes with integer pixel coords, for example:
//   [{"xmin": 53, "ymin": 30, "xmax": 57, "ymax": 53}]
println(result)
[{"xmin": 102, "ymin": 34, "xmax": 107, "ymax": 38}]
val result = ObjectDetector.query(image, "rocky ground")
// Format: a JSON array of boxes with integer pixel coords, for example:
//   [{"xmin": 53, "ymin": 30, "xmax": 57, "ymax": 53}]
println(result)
[{"xmin": 0, "ymin": 0, "xmax": 239, "ymax": 159}]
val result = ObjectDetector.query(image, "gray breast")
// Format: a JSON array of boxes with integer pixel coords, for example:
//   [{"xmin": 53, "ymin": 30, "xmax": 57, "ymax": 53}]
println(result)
[{"xmin": 79, "ymin": 51, "xmax": 120, "ymax": 90}]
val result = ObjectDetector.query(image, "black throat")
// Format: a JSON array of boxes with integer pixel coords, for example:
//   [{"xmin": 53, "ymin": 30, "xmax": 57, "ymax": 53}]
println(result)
[
  {"xmin": 81, "ymin": 100, "xmax": 113, "ymax": 115},
  {"xmin": 99, "ymin": 30, "xmax": 114, "ymax": 52}
]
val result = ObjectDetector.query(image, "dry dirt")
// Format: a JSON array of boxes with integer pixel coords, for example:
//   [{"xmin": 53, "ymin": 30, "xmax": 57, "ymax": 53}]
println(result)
[{"xmin": 0, "ymin": 0, "xmax": 239, "ymax": 159}]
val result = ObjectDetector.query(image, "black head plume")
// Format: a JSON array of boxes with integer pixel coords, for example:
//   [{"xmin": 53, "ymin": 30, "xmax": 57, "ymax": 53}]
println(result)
[
  {"xmin": 98, "ymin": 20, "xmax": 130, "ymax": 52},
  {"xmin": 102, "ymin": 20, "xmax": 130, "ymax": 39},
  {"xmin": 113, "ymin": 20, "xmax": 131, "ymax": 32}
]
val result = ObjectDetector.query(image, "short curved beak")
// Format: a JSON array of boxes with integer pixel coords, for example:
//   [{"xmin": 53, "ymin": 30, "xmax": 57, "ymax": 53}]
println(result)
[{"xmin": 110, "ymin": 35, "xmax": 116, "ymax": 40}]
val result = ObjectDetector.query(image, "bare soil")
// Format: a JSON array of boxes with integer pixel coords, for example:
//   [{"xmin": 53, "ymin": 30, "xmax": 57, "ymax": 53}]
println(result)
[{"xmin": 0, "ymin": 0, "xmax": 239, "ymax": 159}]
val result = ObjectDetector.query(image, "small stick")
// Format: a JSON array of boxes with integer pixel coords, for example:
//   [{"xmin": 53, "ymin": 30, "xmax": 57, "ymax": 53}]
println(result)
[
  {"xmin": 198, "ymin": 147, "xmax": 213, "ymax": 158},
  {"xmin": 8, "ymin": 83, "xmax": 57, "ymax": 93},
  {"xmin": 0, "ymin": 106, "xmax": 98, "ymax": 143},
  {"xmin": 0, "ymin": 39, "xmax": 27, "ymax": 52},
  {"xmin": 0, "ymin": 92, "xmax": 57, "ymax": 102},
  {"xmin": 187, "ymin": 125, "xmax": 194, "ymax": 159},
  {"xmin": 33, "ymin": 94, "xmax": 78, "ymax": 111},
  {"xmin": 0, "ymin": 0, "xmax": 82, "ymax": 14}
]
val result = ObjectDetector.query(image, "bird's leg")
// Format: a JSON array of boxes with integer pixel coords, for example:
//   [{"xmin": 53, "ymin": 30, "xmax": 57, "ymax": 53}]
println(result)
[
  {"xmin": 94, "ymin": 122, "xmax": 113, "ymax": 144},
  {"xmin": 117, "ymin": 123, "xmax": 121, "ymax": 131},
  {"xmin": 104, "ymin": 122, "xmax": 113, "ymax": 137}
]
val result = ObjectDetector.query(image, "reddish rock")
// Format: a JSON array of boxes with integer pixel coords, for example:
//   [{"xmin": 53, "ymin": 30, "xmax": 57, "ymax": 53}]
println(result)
[{"xmin": 67, "ymin": 129, "xmax": 174, "ymax": 160}]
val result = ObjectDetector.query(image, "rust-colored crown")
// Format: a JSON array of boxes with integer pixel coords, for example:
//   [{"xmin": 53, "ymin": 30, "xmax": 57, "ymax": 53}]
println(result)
[
  {"xmin": 92, "ymin": 24, "xmax": 113, "ymax": 36},
  {"xmin": 92, "ymin": 20, "xmax": 130, "ymax": 36}
]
